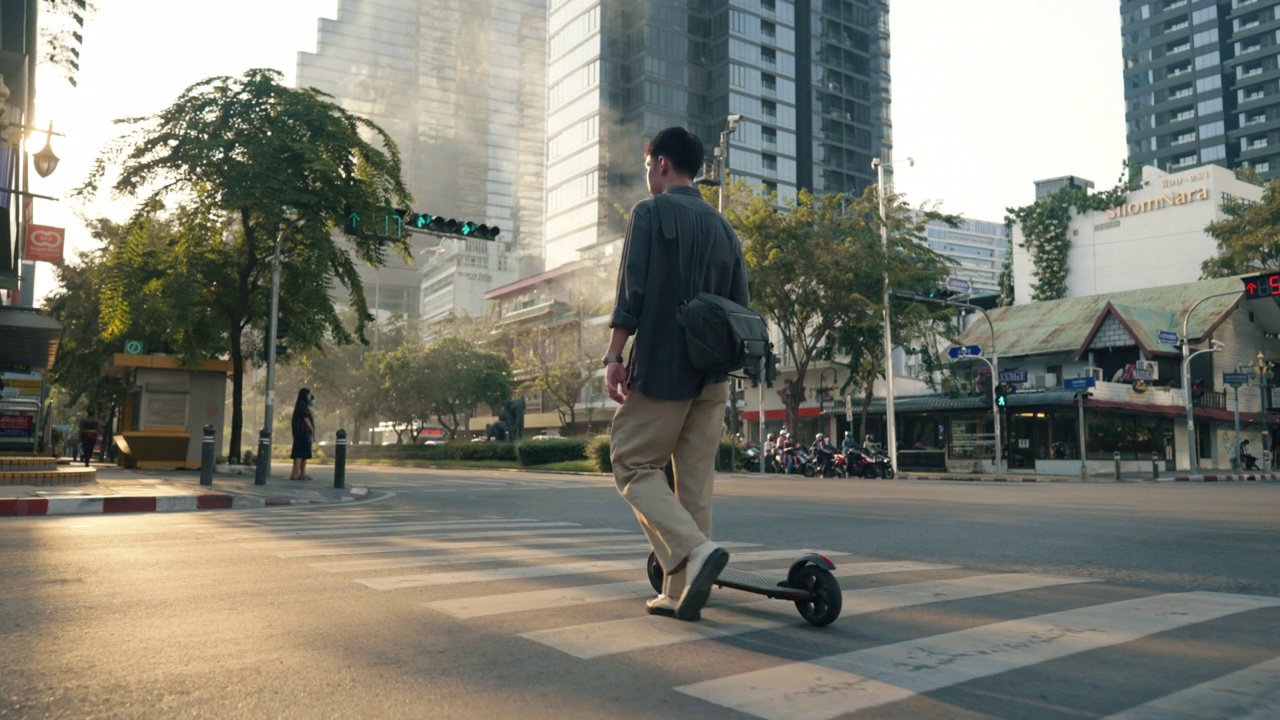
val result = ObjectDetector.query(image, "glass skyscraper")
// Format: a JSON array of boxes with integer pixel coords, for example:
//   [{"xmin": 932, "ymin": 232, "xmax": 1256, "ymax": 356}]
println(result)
[
  {"xmin": 544, "ymin": 0, "xmax": 891, "ymax": 270},
  {"xmin": 1121, "ymin": 0, "xmax": 1280, "ymax": 179},
  {"xmin": 297, "ymin": 0, "xmax": 547, "ymax": 322}
]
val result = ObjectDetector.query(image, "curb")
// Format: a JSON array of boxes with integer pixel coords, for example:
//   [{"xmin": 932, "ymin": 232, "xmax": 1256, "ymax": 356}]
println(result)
[
  {"xmin": 899, "ymin": 474, "xmax": 1070, "ymax": 483},
  {"xmin": 1155, "ymin": 473, "xmax": 1280, "ymax": 483},
  {"xmin": 0, "ymin": 486, "xmax": 371, "ymax": 517}
]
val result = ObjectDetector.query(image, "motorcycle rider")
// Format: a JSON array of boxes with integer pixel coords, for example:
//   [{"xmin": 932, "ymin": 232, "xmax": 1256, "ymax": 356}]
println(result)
[
  {"xmin": 762, "ymin": 433, "xmax": 777, "ymax": 472},
  {"xmin": 778, "ymin": 430, "xmax": 798, "ymax": 474},
  {"xmin": 811, "ymin": 433, "xmax": 836, "ymax": 476}
]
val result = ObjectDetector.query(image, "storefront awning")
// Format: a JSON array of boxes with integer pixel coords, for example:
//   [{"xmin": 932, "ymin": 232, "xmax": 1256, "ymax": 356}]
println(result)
[
  {"xmin": 0, "ymin": 307, "xmax": 63, "ymax": 372},
  {"xmin": 848, "ymin": 390, "xmax": 1084, "ymax": 415}
]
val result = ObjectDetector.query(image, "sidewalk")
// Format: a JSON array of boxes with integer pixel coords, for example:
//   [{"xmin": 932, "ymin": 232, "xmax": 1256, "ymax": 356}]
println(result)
[
  {"xmin": 0, "ymin": 463, "xmax": 371, "ymax": 517},
  {"xmin": 897, "ymin": 470, "xmax": 1280, "ymax": 484}
]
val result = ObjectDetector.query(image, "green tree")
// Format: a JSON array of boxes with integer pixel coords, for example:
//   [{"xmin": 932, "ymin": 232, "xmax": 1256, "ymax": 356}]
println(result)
[
  {"xmin": 1202, "ymin": 178, "xmax": 1280, "ymax": 278},
  {"xmin": 727, "ymin": 183, "xmax": 953, "ymax": 434},
  {"xmin": 42, "ymin": 226, "xmax": 118, "ymax": 414},
  {"xmin": 508, "ymin": 302, "xmax": 608, "ymax": 434},
  {"xmin": 420, "ymin": 336, "xmax": 511, "ymax": 439},
  {"xmin": 77, "ymin": 69, "xmax": 412, "ymax": 461}
]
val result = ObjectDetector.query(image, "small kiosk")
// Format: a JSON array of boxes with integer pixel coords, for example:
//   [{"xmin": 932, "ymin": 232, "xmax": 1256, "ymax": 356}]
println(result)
[{"xmin": 104, "ymin": 353, "xmax": 231, "ymax": 469}]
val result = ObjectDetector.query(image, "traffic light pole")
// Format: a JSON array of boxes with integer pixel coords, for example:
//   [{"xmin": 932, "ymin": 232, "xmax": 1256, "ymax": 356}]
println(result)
[{"xmin": 255, "ymin": 217, "xmax": 305, "ymax": 485}]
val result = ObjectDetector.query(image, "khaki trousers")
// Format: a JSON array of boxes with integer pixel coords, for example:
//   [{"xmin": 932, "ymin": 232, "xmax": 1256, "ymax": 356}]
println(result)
[{"xmin": 611, "ymin": 381, "xmax": 729, "ymax": 596}]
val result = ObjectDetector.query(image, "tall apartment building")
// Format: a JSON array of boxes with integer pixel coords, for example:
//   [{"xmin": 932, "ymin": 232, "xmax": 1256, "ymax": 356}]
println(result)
[
  {"xmin": 919, "ymin": 216, "xmax": 1010, "ymax": 297},
  {"xmin": 544, "ymin": 0, "xmax": 892, "ymax": 270},
  {"xmin": 1122, "ymin": 0, "xmax": 1280, "ymax": 179},
  {"xmin": 297, "ymin": 0, "xmax": 547, "ymax": 323}
]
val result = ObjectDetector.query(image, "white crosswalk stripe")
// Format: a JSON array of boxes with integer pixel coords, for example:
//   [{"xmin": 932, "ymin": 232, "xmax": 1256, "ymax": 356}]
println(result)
[
  {"xmin": 267, "ymin": 529, "xmax": 637, "ymax": 557},
  {"xmin": 307, "ymin": 539, "xmax": 658, "ymax": 572},
  {"xmin": 1100, "ymin": 655, "xmax": 1280, "ymax": 720},
  {"xmin": 521, "ymin": 571, "xmax": 1088, "ymax": 659},
  {"xmin": 675, "ymin": 591, "xmax": 1280, "ymax": 720},
  {"xmin": 211, "ymin": 519, "xmax": 579, "ymax": 540}
]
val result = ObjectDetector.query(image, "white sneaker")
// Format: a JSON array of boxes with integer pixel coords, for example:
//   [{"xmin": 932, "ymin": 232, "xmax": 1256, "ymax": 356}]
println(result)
[
  {"xmin": 647, "ymin": 593, "xmax": 697, "ymax": 620},
  {"xmin": 676, "ymin": 541, "xmax": 728, "ymax": 621}
]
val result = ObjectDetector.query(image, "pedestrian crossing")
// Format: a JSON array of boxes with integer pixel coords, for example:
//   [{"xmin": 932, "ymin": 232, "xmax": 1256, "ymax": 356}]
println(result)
[
  {"xmin": 182, "ymin": 506, "xmax": 1280, "ymax": 719},
  {"xmin": 348, "ymin": 472, "xmax": 612, "ymax": 492}
]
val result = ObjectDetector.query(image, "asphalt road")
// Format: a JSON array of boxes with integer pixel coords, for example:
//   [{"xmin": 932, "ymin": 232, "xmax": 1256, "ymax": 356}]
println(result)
[{"xmin": 1, "ymin": 466, "xmax": 1277, "ymax": 719}]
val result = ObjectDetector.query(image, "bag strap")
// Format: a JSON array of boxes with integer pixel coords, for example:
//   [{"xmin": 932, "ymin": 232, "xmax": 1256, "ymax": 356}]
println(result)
[{"xmin": 652, "ymin": 193, "xmax": 689, "ymax": 304}]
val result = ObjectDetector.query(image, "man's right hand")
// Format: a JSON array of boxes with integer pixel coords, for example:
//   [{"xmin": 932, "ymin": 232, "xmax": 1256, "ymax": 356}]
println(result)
[{"xmin": 606, "ymin": 362, "xmax": 629, "ymax": 403}]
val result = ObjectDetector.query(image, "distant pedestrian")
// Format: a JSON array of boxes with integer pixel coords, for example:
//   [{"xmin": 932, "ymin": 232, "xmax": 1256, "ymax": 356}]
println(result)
[
  {"xmin": 77, "ymin": 410, "xmax": 99, "ymax": 467},
  {"xmin": 290, "ymin": 388, "xmax": 316, "ymax": 480}
]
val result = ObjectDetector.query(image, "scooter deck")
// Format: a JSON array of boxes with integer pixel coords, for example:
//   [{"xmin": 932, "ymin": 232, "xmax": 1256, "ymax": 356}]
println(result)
[{"xmin": 714, "ymin": 567, "xmax": 810, "ymax": 602}]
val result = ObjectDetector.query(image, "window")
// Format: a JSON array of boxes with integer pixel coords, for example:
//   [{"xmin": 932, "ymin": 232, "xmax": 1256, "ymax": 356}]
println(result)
[
  {"xmin": 762, "ymin": 126, "xmax": 777, "ymax": 145},
  {"xmin": 1200, "ymin": 120, "xmax": 1224, "ymax": 138},
  {"xmin": 1191, "ymin": 6, "xmax": 1216, "ymax": 24},
  {"xmin": 761, "ymin": 0, "xmax": 775, "ymax": 12},
  {"xmin": 761, "ymin": 20, "xmax": 776, "ymax": 39},
  {"xmin": 1194, "ymin": 51, "xmax": 1220, "ymax": 70},
  {"xmin": 1196, "ymin": 75, "xmax": 1222, "ymax": 93},
  {"xmin": 761, "ymin": 47, "xmax": 776, "ymax": 65},
  {"xmin": 1193, "ymin": 28, "xmax": 1218, "ymax": 47},
  {"xmin": 762, "ymin": 72, "xmax": 777, "ymax": 92},
  {"xmin": 762, "ymin": 153, "xmax": 777, "ymax": 171},
  {"xmin": 1202, "ymin": 145, "xmax": 1226, "ymax": 162},
  {"xmin": 762, "ymin": 99, "xmax": 777, "ymax": 118},
  {"xmin": 763, "ymin": 180, "xmax": 778, "ymax": 194},
  {"xmin": 1257, "ymin": 161, "xmax": 1271, "ymax": 173},
  {"xmin": 1197, "ymin": 98, "xmax": 1222, "ymax": 115}
]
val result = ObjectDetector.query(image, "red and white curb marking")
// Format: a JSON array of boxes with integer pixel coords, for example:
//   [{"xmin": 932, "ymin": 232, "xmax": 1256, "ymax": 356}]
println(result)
[
  {"xmin": 899, "ymin": 475, "xmax": 1066, "ymax": 483},
  {"xmin": 0, "ymin": 486, "xmax": 371, "ymax": 517},
  {"xmin": 1159, "ymin": 473, "xmax": 1280, "ymax": 483}
]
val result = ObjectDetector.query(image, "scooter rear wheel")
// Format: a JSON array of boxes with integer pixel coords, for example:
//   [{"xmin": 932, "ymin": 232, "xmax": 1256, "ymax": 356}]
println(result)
[
  {"xmin": 789, "ymin": 564, "xmax": 842, "ymax": 626},
  {"xmin": 646, "ymin": 551, "xmax": 664, "ymax": 594}
]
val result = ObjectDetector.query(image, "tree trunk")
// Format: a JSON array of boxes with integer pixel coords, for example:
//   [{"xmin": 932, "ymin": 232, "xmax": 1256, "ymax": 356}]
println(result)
[{"xmin": 229, "ymin": 329, "xmax": 245, "ymax": 463}]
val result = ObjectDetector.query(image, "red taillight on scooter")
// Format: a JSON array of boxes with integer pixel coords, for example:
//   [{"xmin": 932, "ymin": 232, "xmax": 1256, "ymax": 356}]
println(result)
[{"xmin": 816, "ymin": 554, "xmax": 835, "ymax": 568}]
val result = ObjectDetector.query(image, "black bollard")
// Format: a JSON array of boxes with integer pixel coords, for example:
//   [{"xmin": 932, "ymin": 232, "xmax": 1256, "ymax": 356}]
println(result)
[
  {"xmin": 1114, "ymin": 451, "xmax": 1122, "ymax": 482},
  {"xmin": 334, "ymin": 428, "xmax": 347, "ymax": 490},
  {"xmin": 200, "ymin": 424, "xmax": 216, "ymax": 486},
  {"xmin": 254, "ymin": 429, "xmax": 271, "ymax": 485},
  {"xmin": 1151, "ymin": 451, "xmax": 1159, "ymax": 480}
]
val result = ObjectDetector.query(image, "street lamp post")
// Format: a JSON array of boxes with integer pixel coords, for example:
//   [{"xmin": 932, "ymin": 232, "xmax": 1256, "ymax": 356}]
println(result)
[
  {"xmin": 1255, "ymin": 351, "xmax": 1272, "ymax": 468},
  {"xmin": 871, "ymin": 157, "xmax": 912, "ymax": 476},
  {"xmin": 254, "ymin": 217, "xmax": 306, "ymax": 485},
  {"xmin": 1181, "ymin": 340, "xmax": 1225, "ymax": 475},
  {"xmin": 1181, "ymin": 290, "xmax": 1241, "ymax": 473}
]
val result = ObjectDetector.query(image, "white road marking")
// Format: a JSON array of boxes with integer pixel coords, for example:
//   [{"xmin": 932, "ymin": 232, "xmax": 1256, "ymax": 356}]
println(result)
[
  {"xmin": 523, "ymin": 572, "xmax": 1087, "ymax": 659},
  {"xmin": 266, "ymin": 529, "xmax": 636, "ymax": 557},
  {"xmin": 434, "ymin": 560, "xmax": 952, "ymax": 620},
  {"xmin": 1101, "ymin": 655, "xmax": 1280, "ymax": 720},
  {"xmin": 675, "ymin": 591, "xmax": 1280, "ymax": 720},
  {"xmin": 309, "ymin": 542, "xmax": 657, "ymax": 572},
  {"xmin": 358, "ymin": 559, "xmax": 643, "ymax": 590},
  {"xmin": 212, "ymin": 519, "xmax": 575, "ymax": 540}
]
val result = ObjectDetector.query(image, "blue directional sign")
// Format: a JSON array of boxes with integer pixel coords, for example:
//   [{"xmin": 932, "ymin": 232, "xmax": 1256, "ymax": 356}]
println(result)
[
  {"xmin": 1063, "ymin": 377, "xmax": 1096, "ymax": 390},
  {"xmin": 946, "ymin": 277, "xmax": 971, "ymax": 294},
  {"xmin": 1158, "ymin": 330, "xmax": 1179, "ymax": 345},
  {"xmin": 1223, "ymin": 372, "xmax": 1251, "ymax": 387},
  {"xmin": 947, "ymin": 345, "xmax": 983, "ymax": 359}
]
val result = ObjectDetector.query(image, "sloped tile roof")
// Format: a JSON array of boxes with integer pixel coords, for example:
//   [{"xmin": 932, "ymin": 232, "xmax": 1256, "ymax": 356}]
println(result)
[{"xmin": 955, "ymin": 276, "xmax": 1246, "ymax": 361}]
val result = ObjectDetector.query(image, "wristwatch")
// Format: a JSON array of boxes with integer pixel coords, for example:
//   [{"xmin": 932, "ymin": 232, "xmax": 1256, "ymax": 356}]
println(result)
[{"xmin": 602, "ymin": 354, "xmax": 625, "ymax": 367}]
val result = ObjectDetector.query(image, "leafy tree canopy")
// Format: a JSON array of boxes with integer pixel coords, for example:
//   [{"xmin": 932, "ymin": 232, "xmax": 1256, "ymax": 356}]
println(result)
[{"xmin": 1202, "ymin": 178, "xmax": 1280, "ymax": 278}]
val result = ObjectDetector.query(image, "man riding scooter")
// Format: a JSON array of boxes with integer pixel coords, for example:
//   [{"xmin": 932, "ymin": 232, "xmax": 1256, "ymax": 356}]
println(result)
[{"xmin": 811, "ymin": 433, "xmax": 837, "ymax": 477}]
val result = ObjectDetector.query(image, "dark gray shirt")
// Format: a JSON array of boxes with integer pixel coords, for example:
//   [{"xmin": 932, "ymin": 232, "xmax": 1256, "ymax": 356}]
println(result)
[{"xmin": 609, "ymin": 186, "xmax": 750, "ymax": 401}]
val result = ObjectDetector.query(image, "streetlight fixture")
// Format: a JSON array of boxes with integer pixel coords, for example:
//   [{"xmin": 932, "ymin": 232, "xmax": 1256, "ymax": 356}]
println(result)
[
  {"xmin": 889, "ymin": 289, "xmax": 1001, "ymax": 472},
  {"xmin": 871, "ymin": 156, "xmax": 912, "ymax": 476},
  {"xmin": 31, "ymin": 121, "xmax": 60, "ymax": 178},
  {"xmin": 254, "ymin": 217, "xmax": 306, "ymax": 485},
  {"xmin": 1181, "ymin": 338, "xmax": 1225, "ymax": 474},
  {"xmin": 1181, "ymin": 290, "xmax": 1241, "ymax": 473}
]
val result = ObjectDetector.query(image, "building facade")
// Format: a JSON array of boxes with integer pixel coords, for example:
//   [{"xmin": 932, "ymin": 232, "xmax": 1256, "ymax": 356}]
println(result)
[
  {"xmin": 543, "ymin": 0, "xmax": 891, "ymax": 270},
  {"xmin": 297, "ymin": 0, "xmax": 546, "ymax": 323},
  {"xmin": 919, "ymin": 215, "xmax": 1011, "ymax": 297},
  {"xmin": 1010, "ymin": 163, "xmax": 1263, "ymax": 304},
  {"xmin": 1121, "ymin": 0, "xmax": 1280, "ymax": 179}
]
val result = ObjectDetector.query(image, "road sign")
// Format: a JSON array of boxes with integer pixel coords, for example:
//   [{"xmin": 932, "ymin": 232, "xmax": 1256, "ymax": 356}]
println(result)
[
  {"xmin": 1064, "ymin": 377, "xmax": 1096, "ymax": 390},
  {"xmin": 1157, "ymin": 330, "xmax": 1179, "ymax": 345},
  {"xmin": 124, "ymin": 339, "xmax": 144, "ymax": 355},
  {"xmin": 947, "ymin": 345, "xmax": 983, "ymax": 359},
  {"xmin": 999, "ymin": 369, "xmax": 1028, "ymax": 384},
  {"xmin": 1223, "ymin": 372, "xmax": 1251, "ymax": 387},
  {"xmin": 946, "ymin": 277, "xmax": 971, "ymax": 294}
]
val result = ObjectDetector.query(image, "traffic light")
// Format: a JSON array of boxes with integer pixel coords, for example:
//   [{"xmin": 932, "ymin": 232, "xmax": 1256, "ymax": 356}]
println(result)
[
  {"xmin": 995, "ymin": 384, "xmax": 1008, "ymax": 409},
  {"xmin": 406, "ymin": 212, "xmax": 501, "ymax": 240}
]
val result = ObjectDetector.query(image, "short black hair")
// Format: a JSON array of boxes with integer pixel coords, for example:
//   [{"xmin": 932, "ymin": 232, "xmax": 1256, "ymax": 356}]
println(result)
[{"xmin": 645, "ymin": 127, "xmax": 704, "ymax": 179}]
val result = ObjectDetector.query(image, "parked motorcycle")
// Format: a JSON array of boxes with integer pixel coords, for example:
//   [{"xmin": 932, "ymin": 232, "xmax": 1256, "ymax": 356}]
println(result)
[
  {"xmin": 789, "ymin": 447, "xmax": 817, "ymax": 477},
  {"xmin": 864, "ymin": 444, "xmax": 895, "ymax": 478}
]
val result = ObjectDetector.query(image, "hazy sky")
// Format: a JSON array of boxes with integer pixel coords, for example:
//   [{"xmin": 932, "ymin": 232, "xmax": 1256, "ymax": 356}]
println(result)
[{"xmin": 28, "ymin": 0, "xmax": 1127, "ymax": 297}]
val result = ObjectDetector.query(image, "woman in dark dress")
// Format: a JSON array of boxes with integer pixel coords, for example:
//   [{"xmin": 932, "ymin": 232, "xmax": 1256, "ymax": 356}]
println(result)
[{"xmin": 290, "ymin": 388, "xmax": 316, "ymax": 480}]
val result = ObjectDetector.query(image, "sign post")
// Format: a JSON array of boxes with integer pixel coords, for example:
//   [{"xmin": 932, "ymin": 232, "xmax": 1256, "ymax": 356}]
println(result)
[
  {"xmin": 1065, "ymin": 377, "xmax": 1097, "ymax": 478},
  {"xmin": 1225, "ymin": 372, "xmax": 1249, "ymax": 470}
]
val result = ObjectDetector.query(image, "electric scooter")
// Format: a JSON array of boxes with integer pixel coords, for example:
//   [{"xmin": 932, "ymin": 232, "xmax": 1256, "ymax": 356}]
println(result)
[{"xmin": 645, "ymin": 550, "xmax": 843, "ymax": 626}]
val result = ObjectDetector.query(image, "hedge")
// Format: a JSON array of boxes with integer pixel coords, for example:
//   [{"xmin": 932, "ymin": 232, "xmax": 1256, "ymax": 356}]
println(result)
[
  {"xmin": 586, "ymin": 435, "xmax": 612, "ymax": 473},
  {"xmin": 273, "ymin": 441, "xmax": 518, "ymax": 462},
  {"xmin": 515, "ymin": 438, "xmax": 589, "ymax": 466}
]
